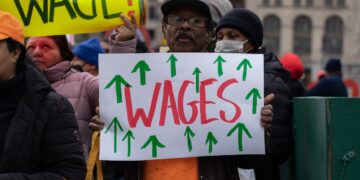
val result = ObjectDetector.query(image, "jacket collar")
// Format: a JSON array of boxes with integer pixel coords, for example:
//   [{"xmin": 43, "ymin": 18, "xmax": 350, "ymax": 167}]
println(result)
[{"xmin": 43, "ymin": 61, "xmax": 71, "ymax": 84}]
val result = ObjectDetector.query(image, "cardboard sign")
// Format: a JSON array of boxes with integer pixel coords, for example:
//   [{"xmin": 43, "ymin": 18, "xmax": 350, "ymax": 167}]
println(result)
[
  {"xmin": 99, "ymin": 53, "xmax": 265, "ymax": 160},
  {"xmin": 0, "ymin": 0, "xmax": 146, "ymax": 36}
]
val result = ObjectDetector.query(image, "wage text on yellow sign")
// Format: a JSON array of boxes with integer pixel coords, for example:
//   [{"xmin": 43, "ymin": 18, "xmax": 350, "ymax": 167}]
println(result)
[{"xmin": 0, "ymin": 0, "xmax": 146, "ymax": 37}]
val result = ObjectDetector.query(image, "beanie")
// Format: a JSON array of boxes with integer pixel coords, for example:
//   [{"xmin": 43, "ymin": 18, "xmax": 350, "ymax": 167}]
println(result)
[
  {"xmin": 325, "ymin": 58, "xmax": 341, "ymax": 72},
  {"xmin": 216, "ymin": 8, "xmax": 263, "ymax": 49},
  {"xmin": 280, "ymin": 52, "xmax": 304, "ymax": 80},
  {"xmin": 73, "ymin": 38, "xmax": 105, "ymax": 67}
]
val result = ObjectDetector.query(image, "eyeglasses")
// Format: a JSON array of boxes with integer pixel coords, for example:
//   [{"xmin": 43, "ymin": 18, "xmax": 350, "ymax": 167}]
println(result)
[{"xmin": 165, "ymin": 16, "xmax": 208, "ymax": 28}]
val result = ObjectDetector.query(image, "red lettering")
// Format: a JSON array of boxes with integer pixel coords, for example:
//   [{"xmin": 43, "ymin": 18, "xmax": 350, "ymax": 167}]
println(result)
[
  {"xmin": 217, "ymin": 79, "xmax": 241, "ymax": 123},
  {"xmin": 159, "ymin": 80, "xmax": 180, "ymax": 126},
  {"xmin": 125, "ymin": 83, "xmax": 161, "ymax": 128},
  {"xmin": 200, "ymin": 78, "xmax": 218, "ymax": 124},
  {"xmin": 178, "ymin": 80, "xmax": 198, "ymax": 124}
]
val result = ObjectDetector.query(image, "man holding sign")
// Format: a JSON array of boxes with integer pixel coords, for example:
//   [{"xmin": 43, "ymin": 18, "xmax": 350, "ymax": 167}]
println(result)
[{"xmin": 106, "ymin": 0, "xmax": 291, "ymax": 180}]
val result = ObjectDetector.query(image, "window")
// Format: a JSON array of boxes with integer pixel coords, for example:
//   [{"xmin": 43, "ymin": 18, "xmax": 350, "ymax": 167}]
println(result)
[
  {"xmin": 149, "ymin": 6, "xmax": 157, "ymax": 20},
  {"xmin": 263, "ymin": 0, "xmax": 270, "ymax": 6},
  {"xmin": 293, "ymin": 16, "xmax": 312, "ymax": 55},
  {"xmin": 294, "ymin": 0, "xmax": 301, "ymax": 6},
  {"xmin": 275, "ymin": 0, "xmax": 282, "ymax": 6},
  {"xmin": 306, "ymin": 0, "xmax": 313, "ymax": 6},
  {"xmin": 323, "ymin": 16, "xmax": 343, "ymax": 55},
  {"xmin": 325, "ymin": 0, "xmax": 333, "ymax": 7},
  {"xmin": 337, "ymin": 0, "xmax": 345, "ymax": 7},
  {"xmin": 263, "ymin": 15, "xmax": 281, "ymax": 55}
]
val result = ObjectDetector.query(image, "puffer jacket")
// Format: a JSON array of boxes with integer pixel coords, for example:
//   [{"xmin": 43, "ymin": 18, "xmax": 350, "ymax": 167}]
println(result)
[
  {"xmin": 43, "ymin": 61, "xmax": 99, "ymax": 158},
  {"xmin": 110, "ymin": 40, "xmax": 291, "ymax": 179},
  {"xmin": 0, "ymin": 62, "xmax": 86, "ymax": 179}
]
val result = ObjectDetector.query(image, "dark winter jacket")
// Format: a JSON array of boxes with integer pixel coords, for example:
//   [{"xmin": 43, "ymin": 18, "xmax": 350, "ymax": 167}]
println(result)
[
  {"xmin": 306, "ymin": 75, "xmax": 348, "ymax": 97},
  {"xmin": 105, "ymin": 48, "xmax": 292, "ymax": 180},
  {"xmin": 0, "ymin": 61, "xmax": 86, "ymax": 180}
]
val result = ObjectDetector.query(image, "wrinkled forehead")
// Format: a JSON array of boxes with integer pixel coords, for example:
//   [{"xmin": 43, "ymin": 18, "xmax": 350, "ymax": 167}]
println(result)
[
  {"xmin": 166, "ymin": 6, "xmax": 207, "ymax": 18},
  {"xmin": 26, "ymin": 36, "xmax": 56, "ymax": 46}
]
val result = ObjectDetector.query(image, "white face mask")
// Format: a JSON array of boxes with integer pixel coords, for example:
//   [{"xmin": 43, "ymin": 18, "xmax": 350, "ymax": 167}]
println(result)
[{"xmin": 214, "ymin": 39, "xmax": 248, "ymax": 53}]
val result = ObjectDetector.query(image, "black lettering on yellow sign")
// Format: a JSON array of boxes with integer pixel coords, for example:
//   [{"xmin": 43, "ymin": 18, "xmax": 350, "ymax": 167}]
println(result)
[{"xmin": 14, "ymin": 0, "xmax": 126, "ymax": 26}]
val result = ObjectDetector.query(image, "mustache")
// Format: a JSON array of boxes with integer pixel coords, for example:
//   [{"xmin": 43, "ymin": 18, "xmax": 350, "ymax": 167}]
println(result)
[{"xmin": 175, "ymin": 31, "xmax": 195, "ymax": 42}]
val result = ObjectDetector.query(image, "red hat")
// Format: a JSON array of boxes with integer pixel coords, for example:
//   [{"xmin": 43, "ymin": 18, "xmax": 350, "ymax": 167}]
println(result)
[
  {"xmin": 0, "ymin": 11, "xmax": 24, "ymax": 45},
  {"xmin": 280, "ymin": 52, "xmax": 305, "ymax": 80}
]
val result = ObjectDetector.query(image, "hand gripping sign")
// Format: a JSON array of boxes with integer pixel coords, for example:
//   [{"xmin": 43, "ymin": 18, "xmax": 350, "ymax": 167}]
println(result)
[
  {"xmin": 99, "ymin": 53, "xmax": 265, "ymax": 160},
  {"xmin": 0, "ymin": 0, "xmax": 146, "ymax": 36}
]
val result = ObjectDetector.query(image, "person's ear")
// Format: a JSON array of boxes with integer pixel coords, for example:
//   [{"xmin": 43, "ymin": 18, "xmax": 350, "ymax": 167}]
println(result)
[
  {"xmin": 11, "ymin": 48, "xmax": 21, "ymax": 62},
  {"xmin": 162, "ymin": 24, "xmax": 167, "ymax": 39}
]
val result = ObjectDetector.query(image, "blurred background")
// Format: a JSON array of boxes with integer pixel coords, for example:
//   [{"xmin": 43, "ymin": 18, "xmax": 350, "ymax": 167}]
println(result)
[{"xmin": 74, "ymin": 0, "xmax": 360, "ymax": 93}]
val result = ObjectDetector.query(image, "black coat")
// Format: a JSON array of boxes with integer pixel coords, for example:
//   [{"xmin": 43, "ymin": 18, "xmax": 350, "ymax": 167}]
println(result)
[
  {"xmin": 0, "ymin": 62, "xmax": 86, "ymax": 180},
  {"xmin": 107, "ymin": 49, "xmax": 292, "ymax": 180}
]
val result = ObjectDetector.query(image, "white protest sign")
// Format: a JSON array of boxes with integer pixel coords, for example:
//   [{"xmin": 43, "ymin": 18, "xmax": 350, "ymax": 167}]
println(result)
[{"xmin": 99, "ymin": 53, "xmax": 264, "ymax": 160}]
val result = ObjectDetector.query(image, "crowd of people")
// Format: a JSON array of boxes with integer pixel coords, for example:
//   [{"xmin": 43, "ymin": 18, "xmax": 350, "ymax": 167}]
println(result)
[{"xmin": 0, "ymin": 0, "xmax": 350, "ymax": 179}]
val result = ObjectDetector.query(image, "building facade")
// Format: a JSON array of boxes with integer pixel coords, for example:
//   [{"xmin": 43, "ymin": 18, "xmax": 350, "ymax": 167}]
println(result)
[{"xmin": 246, "ymin": 0, "xmax": 360, "ymax": 82}]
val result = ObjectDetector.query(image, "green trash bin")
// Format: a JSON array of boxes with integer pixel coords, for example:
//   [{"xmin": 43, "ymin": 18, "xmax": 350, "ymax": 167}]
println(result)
[{"xmin": 294, "ymin": 98, "xmax": 360, "ymax": 180}]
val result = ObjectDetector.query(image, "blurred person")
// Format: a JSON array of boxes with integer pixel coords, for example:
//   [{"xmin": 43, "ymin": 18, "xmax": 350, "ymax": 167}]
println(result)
[
  {"xmin": 108, "ymin": 1, "xmax": 277, "ymax": 179},
  {"xmin": 100, "ymin": 40, "xmax": 110, "ymax": 53},
  {"xmin": 0, "ymin": 11, "xmax": 86, "ymax": 179},
  {"xmin": 72, "ymin": 37, "xmax": 105, "ymax": 76},
  {"xmin": 26, "ymin": 35, "xmax": 103, "ymax": 160},
  {"xmin": 306, "ymin": 58, "xmax": 348, "ymax": 97},
  {"xmin": 317, "ymin": 69, "xmax": 326, "ymax": 80},
  {"xmin": 280, "ymin": 52, "xmax": 305, "ymax": 97},
  {"xmin": 215, "ymin": 8, "xmax": 292, "ymax": 180}
]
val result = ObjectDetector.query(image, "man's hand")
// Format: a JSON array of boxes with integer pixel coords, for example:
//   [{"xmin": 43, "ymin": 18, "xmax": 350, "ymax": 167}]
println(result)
[
  {"xmin": 114, "ymin": 13, "xmax": 137, "ymax": 42},
  {"xmin": 89, "ymin": 106, "xmax": 105, "ymax": 131},
  {"xmin": 260, "ymin": 93, "xmax": 275, "ymax": 130}
]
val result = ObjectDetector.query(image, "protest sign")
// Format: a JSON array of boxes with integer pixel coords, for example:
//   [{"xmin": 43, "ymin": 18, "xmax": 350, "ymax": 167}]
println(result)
[
  {"xmin": 99, "ymin": 53, "xmax": 265, "ymax": 160},
  {"xmin": 0, "ymin": 0, "xmax": 146, "ymax": 36}
]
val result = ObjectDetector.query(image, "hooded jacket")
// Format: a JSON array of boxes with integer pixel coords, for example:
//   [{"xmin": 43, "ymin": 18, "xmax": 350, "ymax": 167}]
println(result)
[{"xmin": 0, "ymin": 61, "xmax": 86, "ymax": 179}]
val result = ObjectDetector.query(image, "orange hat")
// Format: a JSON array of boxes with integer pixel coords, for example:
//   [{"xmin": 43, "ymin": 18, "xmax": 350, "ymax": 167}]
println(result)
[
  {"xmin": 0, "ymin": 11, "xmax": 24, "ymax": 45},
  {"xmin": 280, "ymin": 52, "xmax": 305, "ymax": 80}
]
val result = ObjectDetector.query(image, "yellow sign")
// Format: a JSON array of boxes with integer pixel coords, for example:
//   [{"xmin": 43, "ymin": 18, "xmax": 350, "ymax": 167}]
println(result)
[{"xmin": 0, "ymin": 0, "xmax": 147, "ymax": 37}]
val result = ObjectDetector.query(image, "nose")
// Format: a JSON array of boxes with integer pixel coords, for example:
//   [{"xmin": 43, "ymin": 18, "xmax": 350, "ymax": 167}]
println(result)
[
  {"xmin": 31, "ymin": 46, "xmax": 42, "ymax": 58},
  {"xmin": 179, "ymin": 19, "xmax": 191, "ymax": 30}
]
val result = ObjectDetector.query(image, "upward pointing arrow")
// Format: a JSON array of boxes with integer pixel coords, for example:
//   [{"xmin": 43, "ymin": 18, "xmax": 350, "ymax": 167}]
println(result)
[
  {"xmin": 121, "ymin": 130, "xmax": 135, "ymax": 157},
  {"xmin": 246, "ymin": 88, "xmax": 262, "ymax": 114},
  {"xmin": 236, "ymin": 58, "xmax": 253, "ymax": 81},
  {"xmin": 205, "ymin": 132, "xmax": 218, "ymax": 154},
  {"xmin": 184, "ymin": 126, "xmax": 196, "ymax": 152},
  {"xmin": 105, "ymin": 117, "xmax": 124, "ymax": 153},
  {"xmin": 167, "ymin": 54, "xmax": 178, "ymax": 78},
  {"xmin": 141, "ymin": 135, "xmax": 165, "ymax": 158},
  {"xmin": 105, "ymin": 75, "xmax": 131, "ymax": 103},
  {"xmin": 192, "ymin": 67, "xmax": 202, "ymax": 93},
  {"xmin": 131, "ymin": 60, "xmax": 151, "ymax": 85},
  {"xmin": 213, "ymin": 55, "xmax": 226, "ymax": 77},
  {"xmin": 227, "ymin": 122, "xmax": 253, "ymax": 151}
]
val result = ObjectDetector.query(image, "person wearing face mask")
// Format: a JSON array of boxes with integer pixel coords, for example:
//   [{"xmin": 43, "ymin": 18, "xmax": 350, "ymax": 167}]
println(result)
[{"xmin": 215, "ymin": 8, "xmax": 292, "ymax": 180}]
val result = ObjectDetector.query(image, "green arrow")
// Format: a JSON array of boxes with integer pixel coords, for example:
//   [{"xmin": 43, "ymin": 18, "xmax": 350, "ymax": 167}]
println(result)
[
  {"xmin": 141, "ymin": 135, "xmax": 165, "ymax": 158},
  {"xmin": 213, "ymin": 55, "xmax": 226, "ymax": 77},
  {"xmin": 192, "ymin": 67, "xmax": 201, "ymax": 93},
  {"xmin": 131, "ymin": 60, "xmax": 151, "ymax": 85},
  {"xmin": 105, "ymin": 75, "xmax": 131, "ymax": 103},
  {"xmin": 205, "ymin": 132, "xmax": 218, "ymax": 154},
  {"xmin": 105, "ymin": 117, "xmax": 124, "ymax": 153},
  {"xmin": 246, "ymin": 88, "xmax": 262, "ymax": 114},
  {"xmin": 184, "ymin": 126, "xmax": 196, "ymax": 152},
  {"xmin": 121, "ymin": 130, "xmax": 135, "ymax": 157},
  {"xmin": 167, "ymin": 54, "xmax": 178, "ymax": 78},
  {"xmin": 227, "ymin": 122, "xmax": 253, "ymax": 151},
  {"xmin": 236, "ymin": 58, "xmax": 253, "ymax": 81}
]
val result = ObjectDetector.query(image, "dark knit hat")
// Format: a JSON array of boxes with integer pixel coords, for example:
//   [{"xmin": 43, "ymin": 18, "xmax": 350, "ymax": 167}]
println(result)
[
  {"xmin": 216, "ymin": 8, "xmax": 263, "ymax": 49},
  {"xmin": 161, "ymin": 0, "xmax": 213, "ymax": 23},
  {"xmin": 73, "ymin": 38, "xmax": 105, "ymax": 67},
  {"xmin": 325, "ymin": 58, "xmax": 341, "ymax": 72}
]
